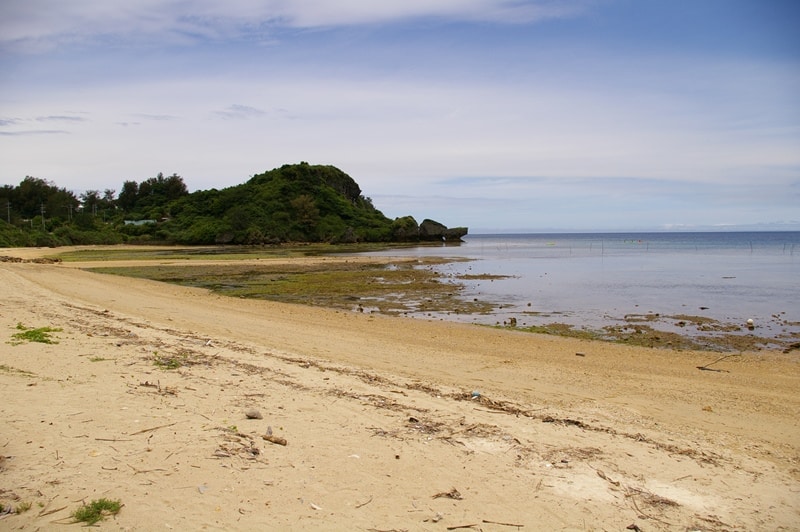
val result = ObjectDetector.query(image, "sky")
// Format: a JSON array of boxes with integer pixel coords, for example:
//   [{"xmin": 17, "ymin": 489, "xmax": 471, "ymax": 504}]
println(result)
[{"xmin": 1, "ymin": 0, "xmax": 799, "ymax": 233}]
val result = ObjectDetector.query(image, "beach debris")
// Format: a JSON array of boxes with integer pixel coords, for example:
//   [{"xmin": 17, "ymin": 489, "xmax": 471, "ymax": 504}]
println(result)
[
  {"xmin": 482, "ymin": 519, "xmax": 525, "ymax": 528},
  {"xmin": 261, "ymin": 434, "xmax": 288, "ymax": 447},
  {"xmin": 626, "ymin": 524, "xmax": 642, "ymax": 532},
  {"xmin": 130, "ymin": 421, "xmax": 177, "ymax": 436},
  {"xmin": 783, "ymin": 342, "xmax": 800, "ymax": 354},
  {"xmin": 596, "ymin": 469, "xmax": 621, "ymax": 487},
  {"xmin": 424, "ymin": 512, "xmax": 444, "ymax": 523},
  {"xmin": 575, "ymin": 352, "xmax": 586, "ymax": 357},
  {"xmin": 432, "ymin": 488, "xmax": 463, "ymax": 500},
  {"xmin": 541, "ymin": 416, "xmax": 588, "ymax": 429},
  {"xmin": 198, "ymin": 485, "xmax": 209, "ymax": 494},
  {"xmin": 245, "ymin": 408, "xmax": 263, "ymax": 419},
  {"xmin": 746, "ymin": 318, "xmax": 755, "ymax": 330},
  {"xmin": 471, "ymin": 390, "xmax": 481, "ymax": 399},
  {"xmin": 696, "ymin": 354, "xmax": 740, "ymax": 372},
  {"xmin": 138, "ymin": 380, "xmax": 177, "ymax": 395},
  {"xmin": 355, "ymin": 496, "xmax": 373, "ymax": 509}
]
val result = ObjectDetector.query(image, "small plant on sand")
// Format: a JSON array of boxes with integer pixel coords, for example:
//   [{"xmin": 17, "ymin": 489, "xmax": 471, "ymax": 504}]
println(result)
[
  {"xmin": 152, "ymin": 351, "xmax": 186, "ymax": 370},
  {"xmin": 10, "ymin": 323, "xmax": 62, "ymax": 345},
  {"xmin": 71, "ymin": 498, "xmax": 122, "ymax": 525},
  {"xmin": 16, "ymin": 501, "xmax": 32, "ymax": 513}
]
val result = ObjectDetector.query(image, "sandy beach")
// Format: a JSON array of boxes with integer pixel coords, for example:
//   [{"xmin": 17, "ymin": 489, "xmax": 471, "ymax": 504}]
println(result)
[{"xmin": 1, "ymin": 248, "xmax": 798, "ymax": 531}]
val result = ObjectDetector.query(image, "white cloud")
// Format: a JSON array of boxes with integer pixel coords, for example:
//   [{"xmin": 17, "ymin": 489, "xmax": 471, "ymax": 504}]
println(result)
[
  {"xmin": 271, "ymin": 0, "xmax": 587, "ymax": 27},
  {"xmin": 214, "ymin": 104, "xmax": 268, "ymax": 120},
  {"xmin": 0, "ymin": 0, "xmax": 589, "ymax": 50}
]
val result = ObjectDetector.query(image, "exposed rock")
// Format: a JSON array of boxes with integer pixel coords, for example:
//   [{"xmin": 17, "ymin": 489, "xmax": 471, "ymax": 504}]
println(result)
[
  {"xmin": 420, "ymin": 219, "xmax": 468, "ymax": 242},
  {"xmin": 391, "ymin": 217, "xmax": 468, "ymax": 242},
  {"xmin": 0, "ymin": 256, "xmax": 61, "ymax": 264},
  {"xmin": 419, "ymin": 219, "xmax": 448, "ymax": 240},
  {"xmin": 391, "ymin": 216, "xmax": 420, "ymax": 241},
  {"xmin": 444, "ymin": 227, "xmax": 468, "ymax": 241}
]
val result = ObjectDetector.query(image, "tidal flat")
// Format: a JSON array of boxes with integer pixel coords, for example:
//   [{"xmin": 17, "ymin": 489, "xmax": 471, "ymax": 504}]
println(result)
[{"xmin": 53, "ymin": 245, "xmax": 798, "ymax": 353}]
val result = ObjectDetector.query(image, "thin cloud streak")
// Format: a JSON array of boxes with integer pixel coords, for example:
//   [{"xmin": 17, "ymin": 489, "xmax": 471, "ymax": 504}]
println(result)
[
  {"xmin": 0, "ymin": 0, "xmax": 588, "ymax": 51},
  {"xmin": 35, "ymin": 115, "xmax": 87, "ymax": 122},
  {"xmin": 0, "ymin": 130, "xmax": 70, "ymax": 136},
  {"xmin": 214, "ymin": 104, "xmax": 268, "ymax": 120}
]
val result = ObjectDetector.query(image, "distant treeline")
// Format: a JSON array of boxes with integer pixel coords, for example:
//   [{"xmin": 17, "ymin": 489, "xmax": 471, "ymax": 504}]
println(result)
[{"xmin": 0, "ymin": 163, "xmax": 457, "ymax": 247}]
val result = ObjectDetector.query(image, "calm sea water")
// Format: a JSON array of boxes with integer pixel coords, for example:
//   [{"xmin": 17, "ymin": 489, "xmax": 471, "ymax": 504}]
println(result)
[{"xmin": 364, "ymin": 232, "xmax": 800, "ymax": 342}]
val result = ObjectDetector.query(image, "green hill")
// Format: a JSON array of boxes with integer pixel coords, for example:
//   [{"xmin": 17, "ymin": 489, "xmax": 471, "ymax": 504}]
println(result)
[{"xmin": 1, "ymin": 163, "xmax": 467, "ymax": 247}]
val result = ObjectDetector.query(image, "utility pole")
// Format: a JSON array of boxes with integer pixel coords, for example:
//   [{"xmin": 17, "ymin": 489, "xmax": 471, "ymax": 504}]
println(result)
[{"xmin": 41, "ymin": 202, "xmax": 46, "ymax": 230}]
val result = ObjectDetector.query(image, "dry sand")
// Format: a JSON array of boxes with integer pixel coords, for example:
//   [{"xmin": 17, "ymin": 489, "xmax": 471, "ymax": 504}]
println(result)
[{"xmin": 1, "ymin": 247, "xmax": 798, "ymax": 531}]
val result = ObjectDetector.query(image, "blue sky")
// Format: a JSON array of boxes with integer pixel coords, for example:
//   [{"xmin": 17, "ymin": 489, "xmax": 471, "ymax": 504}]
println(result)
[{"xmin": 1, "ymin": 0, "xmax": 798, "ymax": 232}]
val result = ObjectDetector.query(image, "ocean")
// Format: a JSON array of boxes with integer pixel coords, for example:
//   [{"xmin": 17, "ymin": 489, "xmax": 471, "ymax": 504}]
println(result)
[{"xmin": 364, "ymin": 232, "xmax": 800, "ymax": 345}]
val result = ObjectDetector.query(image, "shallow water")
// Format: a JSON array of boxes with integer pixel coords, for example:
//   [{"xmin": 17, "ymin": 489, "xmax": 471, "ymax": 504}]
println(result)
[{"xmin": 363, "ymin": 232, "xmax": 800, "ymax": 343}]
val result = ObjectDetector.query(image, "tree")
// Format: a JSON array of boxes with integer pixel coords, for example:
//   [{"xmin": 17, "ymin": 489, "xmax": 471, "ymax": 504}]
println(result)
[
  {"xmin": 8, "ymin": 176, "xmax": 79, "ymax": 224},
  {"xmin": 291, "ymin": 194, "xmax": 320, "ymax": 230},
  {"xmin": 117, "ymin": 181, "xmax": 139, "ymax": 212},
  {"xmin": 115, "ymin": 173, "xmax": 187, "ymax": 216},
  {"xmin": 81, "ymin": 190, "xmax": 101, "ymax": 216}
]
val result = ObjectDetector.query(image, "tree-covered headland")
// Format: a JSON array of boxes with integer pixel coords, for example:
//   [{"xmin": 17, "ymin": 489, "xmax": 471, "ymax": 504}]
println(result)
[{"xmin": 0, "ymin": 163, "xmax": 466, "ymax": 247}]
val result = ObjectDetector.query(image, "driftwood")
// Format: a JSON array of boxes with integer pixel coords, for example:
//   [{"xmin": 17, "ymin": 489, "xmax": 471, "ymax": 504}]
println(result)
[
  {"xmin": 130, "ymin": 422, "xmax": 177, "ymax": 436},
  {"xmin": 697, "ymin": 354, "xmax": 739, "ymax": 372},
  {"xmin": 432, "ymin": 488, "xmax": 462, "ymax": 500},
  {"xmin": 483, "ymin": 519, "xmax": 524, "ymax": 528},
  {"xmin": 262, "ymin": 434, "xmax": 287, "ymax": 446}
]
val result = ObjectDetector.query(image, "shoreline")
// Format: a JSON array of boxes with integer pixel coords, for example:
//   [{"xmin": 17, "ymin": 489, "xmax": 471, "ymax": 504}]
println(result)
[
  {"xmin": 6, "ymin": 244, "xmax": 796, "ymax": 353},
  {"xmin": 1, "ymin": 248, "xmax": 799, "ymax": 529}
]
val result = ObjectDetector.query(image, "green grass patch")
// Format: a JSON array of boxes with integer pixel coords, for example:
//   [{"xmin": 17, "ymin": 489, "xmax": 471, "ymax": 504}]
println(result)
[
  {"xmin": 10, "ymin": 323, "xmax": 62, "ymax": 345},
  {"xmin": 153, "ymin": 351, "xmax": 188, "ymax": 370},
  {"xmin": 71, "ymin": 498, "xmax": 122, "ymax": 525}
]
